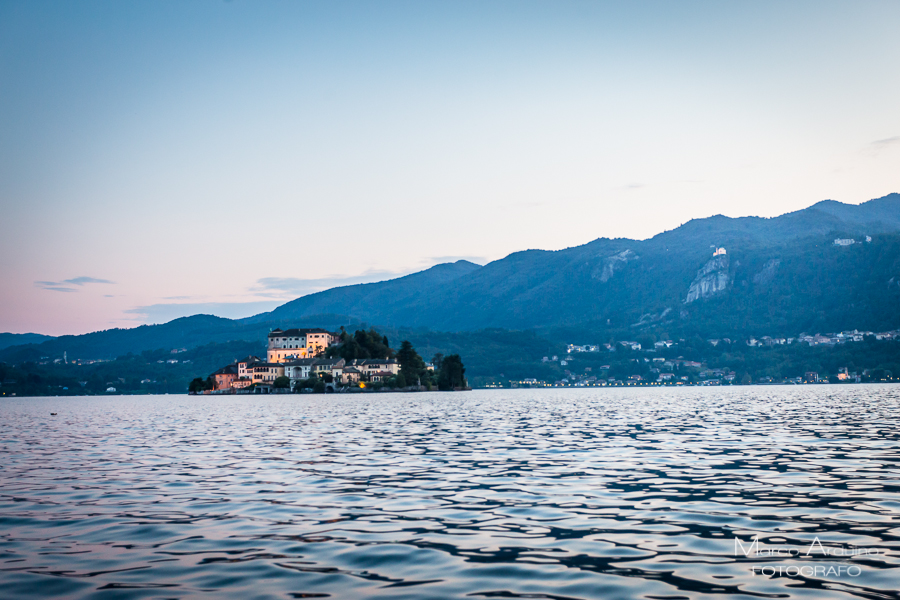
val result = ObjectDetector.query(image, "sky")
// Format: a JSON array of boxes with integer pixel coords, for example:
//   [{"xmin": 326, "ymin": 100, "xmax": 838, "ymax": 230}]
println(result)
[{"xmin": 1, "ymin": 0, "xmax": 899, "ymax": 336}]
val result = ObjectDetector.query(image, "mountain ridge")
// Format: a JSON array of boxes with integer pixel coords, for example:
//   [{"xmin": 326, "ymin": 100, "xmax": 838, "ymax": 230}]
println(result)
[{"xmin": 3, "ymin": 193, "xmax": 899, "ymax": 362}]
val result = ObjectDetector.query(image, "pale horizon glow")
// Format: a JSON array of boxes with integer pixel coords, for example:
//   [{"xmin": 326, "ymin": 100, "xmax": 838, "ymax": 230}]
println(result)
[{"xmin": 1, "ymin": 0, "xmax": 899, "ymax": 335}]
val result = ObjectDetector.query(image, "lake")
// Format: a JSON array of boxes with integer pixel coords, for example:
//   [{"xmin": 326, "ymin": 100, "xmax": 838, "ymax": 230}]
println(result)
[{"xmin": 2, "ymin": 387, "xmax": 899, "ymax": 599}]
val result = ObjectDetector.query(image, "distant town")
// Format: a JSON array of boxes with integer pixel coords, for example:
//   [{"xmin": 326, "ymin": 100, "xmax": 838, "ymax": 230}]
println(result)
[{"xmin": 498, "ymin": 328, "xmax": 900, "ymax": 388}]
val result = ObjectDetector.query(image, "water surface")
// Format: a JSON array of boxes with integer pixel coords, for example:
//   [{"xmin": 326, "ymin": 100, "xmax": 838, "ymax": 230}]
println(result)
[{"xmin": 2, "ymin": 387, "xmax": 899, "ymax": 599}]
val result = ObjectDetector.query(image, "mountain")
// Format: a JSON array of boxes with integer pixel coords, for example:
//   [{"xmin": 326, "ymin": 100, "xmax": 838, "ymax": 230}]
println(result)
[
  {"xmin": 241, "ymin": 193, "xmax": 900, "ymax": 334},
  {"xmin": 3, "ymin": 193, "xmax": 899, "ymax": 364},
  {"xmin": 0, "ymin": 332, "xmax": 54, "ymax": 351},
  {"xmin": 244, "ymin": 260, "xmax": 482, "ymax": 325}
]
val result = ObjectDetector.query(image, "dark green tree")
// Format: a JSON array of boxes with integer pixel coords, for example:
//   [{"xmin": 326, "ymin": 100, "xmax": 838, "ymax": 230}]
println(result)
[
  {"xmin": 394, "ymin": 372, "xmax": 407, "ymax": 389},
  {"xmin": 273, "ymin": 375, "xmax": 291, "ymax": 389},
  {"xmin": 397, "ymin": 340, "xmax": 427, "ymax": 386},
  {"xmin": 327, "ymin": 328, "xmax": 394, "ymax": 360},
  {"xmin": 437, "ymin": 354, "xmax": 466, "ymax": 390}
]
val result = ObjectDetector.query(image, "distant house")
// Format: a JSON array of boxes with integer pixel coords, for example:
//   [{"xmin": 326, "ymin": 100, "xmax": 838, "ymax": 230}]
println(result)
[
  {"xmin": 251, "ymin": 363, "xmax": 285, "ymax": 385},
  {"xmin": 237, "ymin": 356, "xmax": 261, "ymax": 379},
  {"xmin": 341, "ymin": 366, "xmax": 362, "ymax": 384},
  {"xmin": 567, "ymin": 344, "xmax": 600, "ymax": 353},
  {"xmin": 211, "ymin": 364, "xmax": 239, "ymax": 391},
  {"xmin": 348, "ymin": 359, "xmax": 400, "ymax": 379},
  {"xmin": 283, "ymin": 358, "xmax": 318, "ymax": 384},
  {"xmin": 367, "ymin": 370, "xmax": 396, "ymax": 383},
  {"xmin": 312, "ymin": 358, "xmax": 346, "ymax": 380}
]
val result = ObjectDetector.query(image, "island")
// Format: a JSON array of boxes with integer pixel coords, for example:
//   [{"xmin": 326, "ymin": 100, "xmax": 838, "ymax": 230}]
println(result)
[{"xmin": 190, "ymin": 327, "xmax": 467, "ymax": 394}]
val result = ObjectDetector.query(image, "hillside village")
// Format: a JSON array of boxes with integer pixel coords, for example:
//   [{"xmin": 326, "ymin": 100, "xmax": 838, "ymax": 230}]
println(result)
[{"xmin": 509, "ymin": 327, "xmax": 900, "ymax": 388}]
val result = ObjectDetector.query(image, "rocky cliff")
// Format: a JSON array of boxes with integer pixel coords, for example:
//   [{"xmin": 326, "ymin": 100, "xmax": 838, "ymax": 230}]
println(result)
[{"xmin": 685, "ymin": 254, "xmax": 732, "ymax": 303}]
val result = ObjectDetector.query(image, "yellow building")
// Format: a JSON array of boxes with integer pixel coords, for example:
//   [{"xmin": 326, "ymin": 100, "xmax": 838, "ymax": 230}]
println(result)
[
  {"xmin": 251, "ymin": 363, "xmax": 285, "ymax": 384},
  {"xmin": 267, "ymin": 328, "xmax": 336, "ymax": 363}
]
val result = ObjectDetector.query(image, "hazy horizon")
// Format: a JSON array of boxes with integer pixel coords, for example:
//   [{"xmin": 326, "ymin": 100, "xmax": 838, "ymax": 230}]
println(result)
[{"xmin": 2, "ymin": 1, "xmax": 899, "ymax": 335}]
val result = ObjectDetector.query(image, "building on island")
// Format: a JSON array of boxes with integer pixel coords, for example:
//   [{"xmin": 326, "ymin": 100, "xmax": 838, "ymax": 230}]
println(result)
[
  {"xmin": 311, "ymin": 357, "xmax": 346, "ymax": 380},
  {"xmin": 283, "ymin": 358, "xmax": 317, "ymax": 382},
  {"xmin": 349, "ymin": 358, "xmax": 400, "ymax": 378},
  {"xmin": 207, "ymin": 330, "xmax": 403, "ymax": 392},
  {"xmin": 341, "ymin": 366, "xmax": 362, "ymax": 384},
  {"xmin": 235, "ymin": 356, "xmax": 262, "ymax": 388},
  {"xmin": 212, "ymin": 364, "xmax": 239, "ymax": 390},
  {"xmin": 267, "ymin": 328, "xmax": 336, "ymax": 363},
  {"xmin": 251, "ymin": 362, "xmax": 284, "ymax": 385}
]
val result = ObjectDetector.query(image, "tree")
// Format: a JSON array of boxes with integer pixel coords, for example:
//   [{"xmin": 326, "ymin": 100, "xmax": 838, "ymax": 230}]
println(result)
[
  {"xmin": 438, "ymin": 354, "xmax": 466, "ymax": 390},
  {"xmin": 296, "ymin": 377, "xmax": 318, "ymax": 391},
  {"xmin": 397, "ymin": 340, "xmax": 427, "ymax": 386},
  {"xmin": 188, "ymin": 377, "xmax": 213, "ymax": 394},
  {"xmin": 432, "ymin": 353, "xmax": 444, "ymax": 371},
  {"xmin": 394, "ymin": 372, "xmax": 407, "ymax": 389},
  {"xmin": 313, "ymin": 379, "xmax": 326, "ymax": 393},
  {"xmin": 273, "ymin": 375, "xmax": 291, "ymax": 389},
  {"xmin": 327, "ymin": 328, "xmax": 394, "ymax": 361}
]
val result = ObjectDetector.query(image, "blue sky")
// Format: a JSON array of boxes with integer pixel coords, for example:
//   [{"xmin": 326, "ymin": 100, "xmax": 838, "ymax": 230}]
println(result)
[{"xmin": 1, "ymin": 0, "xmax": 899, "ymax": 335}]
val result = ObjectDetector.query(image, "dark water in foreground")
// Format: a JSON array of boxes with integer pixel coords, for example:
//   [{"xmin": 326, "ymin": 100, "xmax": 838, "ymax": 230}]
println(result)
[{"xmin": 2, "ymin": 387, "xmax": 899, "ymax": 600}]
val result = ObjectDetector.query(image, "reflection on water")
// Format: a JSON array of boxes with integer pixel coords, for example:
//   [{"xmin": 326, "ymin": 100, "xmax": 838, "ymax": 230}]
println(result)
[{"xmin": 1, "ymin": 387, "xmax": 899, "ymax": 599}]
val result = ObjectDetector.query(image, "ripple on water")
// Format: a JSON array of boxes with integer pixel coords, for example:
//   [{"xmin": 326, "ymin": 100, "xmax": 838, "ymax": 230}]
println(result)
[{"xmin": 1, "ymin": 386, "xmax": 900, "ymax": 599}]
